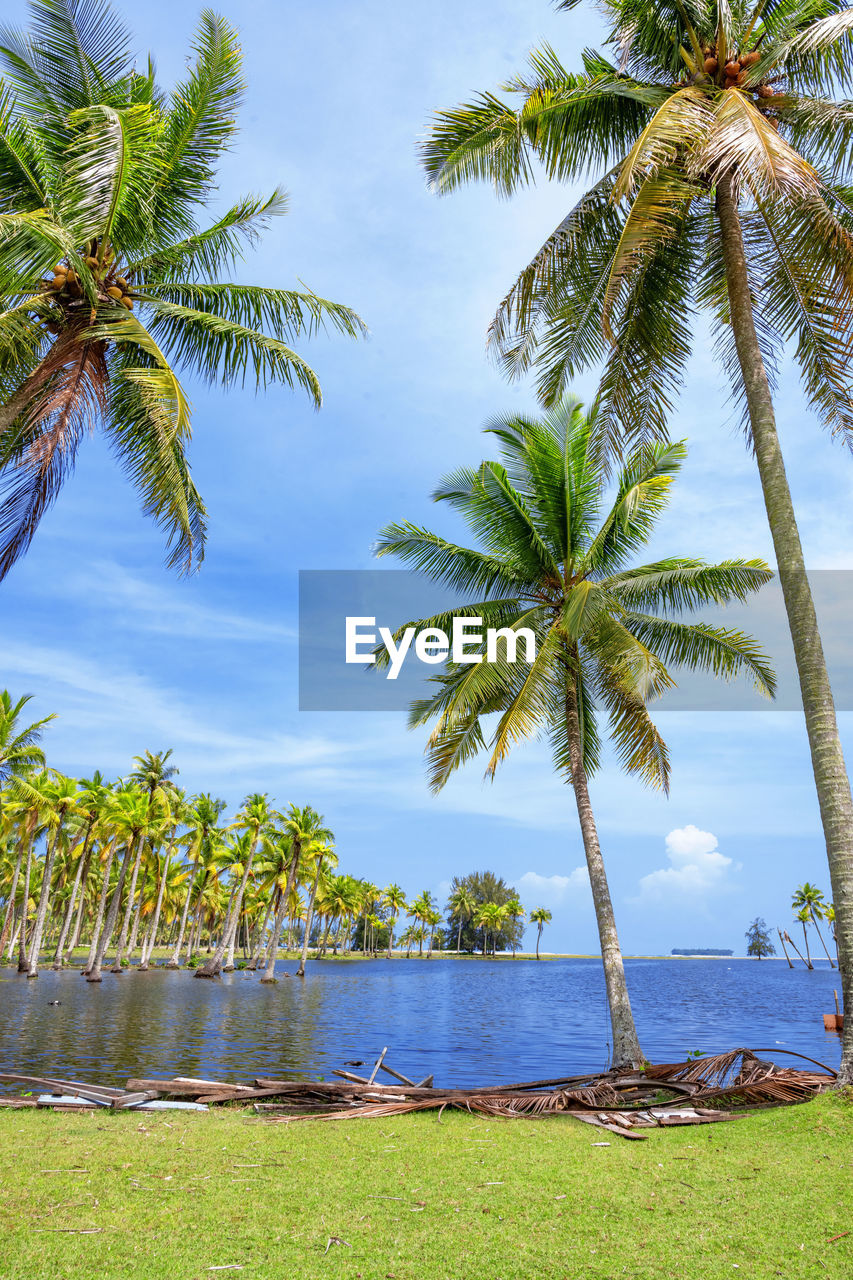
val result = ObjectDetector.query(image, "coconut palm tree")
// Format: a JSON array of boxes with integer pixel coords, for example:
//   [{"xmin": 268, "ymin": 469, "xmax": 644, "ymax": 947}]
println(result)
[
  {"xmin": 297, "ymin": 841, "xmax": 337, "ymax": 976},
  {"xmin": 505, "ymin": 895, "xmax": 525, "ymax": 957},
  {"xmin": 422, "ymin": 0, "xmax": 853, "ymax": 1080},
  {"xmin": 530, "ymin": 906, "xmax": 553, "ymax": 959},
  {"xmin": 165, "ymin": 792, "xmax": 225, "ymax": 968},
  {"xmin": 51, "ymin": 770, "xmax": 108, "ymax": 967},
  {"xmin": 0, "ymin": 0, "xmax": 365, "ymax": 579},
  {"xmin": 475, "ymin": 902, "xmax": 505, "ymax": 957},
  {"xmin": 25, "ymin": 771, "xmax": 81, "ymax": 976},
  {"xmin": 0, "ymin": 692, "xmax": 54, "ymax": 951},
  {"xmin": 382, "ymin": 883, "xmax": 407, "ymax": 957},
  {"xmin": 139, "ymin": 787, "xmax": 188, "ymax": 969},
  {"xmin": 195, "ymin": 793, "xmax": 274, "ymax": 977},
  {"xmin": 376, "ymin": 400, "xmax": 774, "ymax": 1068},
  {"xmin": 792, "ymin": 881, "xmax": 835, "ymax": 967},
  {"xmin": 86, "ymin": 783, "xmax": 167, "ymax": 981},
  {"xmin": 447, "ymin": 884, "xmax": 476, "ymax": 954}
]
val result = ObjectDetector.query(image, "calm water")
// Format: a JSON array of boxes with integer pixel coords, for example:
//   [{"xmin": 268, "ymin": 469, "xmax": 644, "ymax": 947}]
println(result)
[{"xmin": 0, "ymin": 957, "xmax": 842, "ymax": 1089}]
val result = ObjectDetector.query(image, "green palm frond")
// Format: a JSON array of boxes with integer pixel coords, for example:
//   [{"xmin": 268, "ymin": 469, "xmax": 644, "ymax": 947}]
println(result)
[
  {"xmin": 128, "ymin": 191, "xmax": 290, "ymax": 282},
  {"xmin": 625, "ymin": 613, "xmax": 778, "ymax": 696},
  {"xmin": 607, "ymin": 557, "xmax": 774, "ymax": 611}
]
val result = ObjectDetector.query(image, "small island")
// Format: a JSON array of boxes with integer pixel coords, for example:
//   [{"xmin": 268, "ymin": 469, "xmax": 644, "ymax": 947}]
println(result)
[{"xmin": 671, "ymin": 948, "xmax": 734, "ymax": 957}]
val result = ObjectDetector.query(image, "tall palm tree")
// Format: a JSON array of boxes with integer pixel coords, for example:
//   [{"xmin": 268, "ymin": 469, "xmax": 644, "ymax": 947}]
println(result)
[
  {"xmin": 139, "ymin": 786, "xmax": 187, "ymax": 969},
  {"xmin": 505, "ymin": 895, "xmax": 525, "ymax": 957},
  {"xmin": 792, "ymin": 881, "xmax": 835, "ymax": 965},
  {"xmin": 376, "ymin": 401, "xmax": 774, "ymax": 1068},
  {"xmin": 165, "ymin": 792, "xmax": 225, "ymax": 968},
  {"xmin": 530, "ymin": 906, "xmax": 553, "ymax": 959},
  {"xmin": 383, "ymin": 883, "xmax": 407, "ymax": 958},
  {"xmin": 26, "ymin": 771, "xmax": 80, "ymax": 976},
  {"xmin": 51, "ymin": 769, "xmax": 109, "ymax": 967},
  {"xmin": 296, "ymin": 840, "xmax": 337, "ymax": 976},
  {"xmin": 447, "ymin": 884, "xmax": 476, "ymax": 954},
  {"xmin": 196, "ymin": 793, "xmax": 274, "ymax": 977},
  {"xmin": 0, "ymin": 0, "xmax": 365, "ymax": 579},
  {"xmin": 0, "ymin": 692, "xmax": 54, "ymax": 948},
  {"xmin": 422, "ymin": 0, "xmax": 853, "ymax": 1081}
]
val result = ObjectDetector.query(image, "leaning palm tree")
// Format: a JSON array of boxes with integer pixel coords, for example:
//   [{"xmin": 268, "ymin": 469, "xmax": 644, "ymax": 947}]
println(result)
[
  {"xmin": 794, "ymin": 905, "xmax": 815, "ymax": 969},
  {"xmin": 422, "ymin": 0, "xmax": 853, "ymax": 1080},
  {"xmin": 26, "ymin": 771, "xmax": 80, "ymax": 976},
  {"xmin": 0, "ymin": 0, "xmax": 365, "ymax": 578},
  {"xmin": 530, "ymin": 906, "xmax": 553, "ymax": 959},
  {"xmin": 376, "ymin": 400, "xmax": 774, "ymax": 1068}
]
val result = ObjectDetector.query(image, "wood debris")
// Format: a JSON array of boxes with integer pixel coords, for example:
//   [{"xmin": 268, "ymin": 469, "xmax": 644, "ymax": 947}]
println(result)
[{"xmin": 0, "ymin": 1049, "xmax": 835, "ymax": 1139}]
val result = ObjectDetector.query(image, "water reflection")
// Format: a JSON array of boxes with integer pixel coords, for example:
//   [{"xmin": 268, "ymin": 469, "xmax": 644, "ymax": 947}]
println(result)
[{"xmin": 0, "ymin": 957, "xmax": 842, "ymax": 1088}]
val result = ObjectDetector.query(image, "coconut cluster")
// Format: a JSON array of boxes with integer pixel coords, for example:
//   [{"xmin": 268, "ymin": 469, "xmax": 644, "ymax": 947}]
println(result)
[
  {"xmin": 36, "ymin": 241, "xmax": 134, "ymax": 319},
  {"xmin": 699, "ymin": 42, "xmax": 784, "ymax": 109}
]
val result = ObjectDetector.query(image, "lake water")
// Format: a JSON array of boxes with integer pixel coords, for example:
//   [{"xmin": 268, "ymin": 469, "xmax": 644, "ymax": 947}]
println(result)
[{"xmin": 0, "ymin": 957, "xmax": 842, "ymax": 1090}]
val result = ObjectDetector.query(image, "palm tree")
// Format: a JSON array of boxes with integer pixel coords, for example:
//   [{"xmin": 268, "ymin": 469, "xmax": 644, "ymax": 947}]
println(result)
[
  {"xmin": 792, "ymin": 881, "xmax": 835, "ymax": 967},
  {"xmin": 422, "ymin": 0, "xmax": 853, "ymax": 1081},
  {"xmin": 382, "ymin": 883, "xmax": 407, "ymax": 957},
  {"xmin": 139, "ymin": 787, "xmax": 188, "ymax": 969},
  {"xmin": 0, "ymin": 0, "xmax": 365, "ymax": 579},
  {"xmin": 51, "ymin": 770, "xmax": 108, "ymax": 967},
  {"xmin": 26, "ymin": 771, "xmax": 81, "ymax": 976},
  {"xmin": 530, "ymin": 906, "xmax": 553, "ymax": 959},
  {"xmin": 0, "ymin": 691, "xmax": 54, "ymax": 954},
  {"xmin": 794, "ymin": 905, "xmax": 815, "ymax": 969},
  {"xmin": 196, "ymin": 793, "xmax": 274, "ymax": 977},
  {"xmin": 409, "ymin": 890, "xmax": 437, "ymax": 957},
  {"xmin": 165, "ymin": 792, "xmax": 225, "ymax": 968},
  {"xmin": 376, "ymin": 401, "xmax": 774, "ymax": 1068},
  {"xmin": 505, "ymin": 896, "xmax": 525, "ymax": 957},
  {"xmin": 296, "ymin": 841, "xmax": 337, "ymax": 977},
  {"xmin": 475, "ymin": 902, "xmax": 505, "ymax": 957},
  {"xmin": 447, "ymin": 884, "xmax": 476, "ymax": 954}
]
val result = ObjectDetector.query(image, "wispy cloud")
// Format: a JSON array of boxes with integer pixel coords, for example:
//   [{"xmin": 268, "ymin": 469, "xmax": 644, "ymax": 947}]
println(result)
[{"xmin": 516, "ymin": 869, "xmax": 589, "ymax": 905}]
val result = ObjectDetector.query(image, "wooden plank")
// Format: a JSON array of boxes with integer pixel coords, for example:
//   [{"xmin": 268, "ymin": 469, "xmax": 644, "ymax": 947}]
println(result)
[
  {"xmin": 0, "ymin": 1097, "xmax": 39, "ymax": 1108},
  {"xmin": 111, "ymin": 1091, "xmax": 160, "ymax": 1110},
  {"xmin": 331, "ymin": 1069, "xmax": 373, "ymax": 1085},
  {"xmin": 367, "ymin": 1048, "xmax": 388, "ymax": 1086},
  {"xmin": 415, "ymin": 1075, "xmax": 434, "ymax": 1089},
  {"xmin": 0, "ymin": 1073, "xmax": 122, "ymax": 1102},
  {"xmin": 377, "ymin": 1063, "xmax": 416, "ymax": 1087},
  {"xmin": 172, "ymin": 1076, "xmax": 254, "ymax": 1093}
]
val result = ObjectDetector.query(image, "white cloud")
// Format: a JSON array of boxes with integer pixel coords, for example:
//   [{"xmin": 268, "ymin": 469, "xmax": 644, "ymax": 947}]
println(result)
[
  {"xmin": 632, "ymin": 824, "xmax": 736, "ymax": 904},
  {"xmin": 516, "ymin": 869, "xmax": 588, "ymax": 904}
]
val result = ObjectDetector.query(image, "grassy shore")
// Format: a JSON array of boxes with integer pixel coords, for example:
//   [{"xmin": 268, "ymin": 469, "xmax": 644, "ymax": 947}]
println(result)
[{"xmin": 1, "ymin": 1095, "xmax": 850, "ymax": 1279}]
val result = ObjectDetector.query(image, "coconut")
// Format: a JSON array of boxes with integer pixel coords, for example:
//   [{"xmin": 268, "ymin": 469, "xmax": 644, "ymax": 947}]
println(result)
[
  {"xmin": 107, "ymin": 286, "xmax": 123, "ymax": 299},
  {"xmin": 724, "ymin": 77, "xmax": 737, "ymax": 90},
  {"xmin": 724, "ymin": 60, "xmax": 741, "ymax": 76},
  {"xmin": 757, "ymin": 84, "xmax": 774, "ymax": 97},
  {"xmin": 85, "ymin": 256, "xmax": 99, "ymax": 269},
  {"xmin": 50, "ymin": 277, "xmax": 64, "ymax": 291},
  {"xmin": 742, "ymin": 51, "xmax": 761, "ymax": 67},
  {"xmin": 115, "ymin": 276, "xmax": 128, "ymax": 290},
  {"xmin": 736, "ymin": 70, "xmax": 748, "ymax": 84},
  {"xmin": 704, "ymin": 56, "xmax": 718, "ymax": 73},
  {"xmin": 65, "ymin": 269, "xmax": 78, "ymax": 285},
  {"xmin": 120, "ymin": 296, "xmax": 133, "ymax": 310}
]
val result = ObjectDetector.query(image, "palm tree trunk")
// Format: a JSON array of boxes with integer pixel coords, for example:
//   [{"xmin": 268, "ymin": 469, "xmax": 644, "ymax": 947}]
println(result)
[
  {"xmin": 777, "ymin": 928, "xmax": 794, "ymax": 968},
  {"xmin": 248, "ymin": 894, "xmax": 275, "ymax": 970},
  {"xmin": 717, "ymin": 173, "xmax": 853, "ymax": 1082},
  {"xmin": 536, "ymin": 924, "xmax": 542, "ymax": 960},
  {"xmin": 0, "ymin": 839, "xmax": 25, "ymax": 957},
  {"xmin": 196, "ymin": 842, "xmax": 258, "ymax": 978},
  {"xmin": 801, "ymin": 920, "xmax": 814, "ymax": 969},
  {"xmin": 783, "ymin": 929, "xmax": 809, "ymax": 968},
  {"xmin": 166, "ymin": 852, "xmax": 200, "ymax": 968},
  {"xmin": 565, "ymin": 689, "xmax": 642, "ymax": 1070},
  {"xmin": 297, "ymin": 860, "xmax": 324, "ymax": 978},
  {"xmin": 139, "ymin": 848, "xmax": 170, "ymax": 970},
  {"xmin": 17, "ymin": 829, "xmax": 34, "ymax": 971},
  {"xmin": 111, "ymin": 831, "xmax": 145, "ymax": 971},
  {"xmin": 261, "ymin": 890, "xmax": 287, "ymax": 983},
  {"xmin": 27, "ymin": 820, "xmax": 64, "ymax": 977},
  {"xmin": 53, "ymin": 830, "xmax": 92, "ymax": 968},
  {"xmin": 82, "ymin": 839, "xmax": 116, "ymax": 976}
]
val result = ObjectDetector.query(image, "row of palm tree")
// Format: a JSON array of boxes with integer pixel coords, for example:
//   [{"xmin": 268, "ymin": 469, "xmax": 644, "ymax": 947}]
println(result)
[{"xmin": 1, "ymin": 697, "xmax": 559, "ymax": 974}]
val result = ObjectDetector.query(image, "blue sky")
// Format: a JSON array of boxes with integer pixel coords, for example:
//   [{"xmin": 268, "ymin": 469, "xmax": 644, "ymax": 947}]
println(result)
[{"xmin": 2, "ymin": 0, "xmax": 851, "ymax": 956}]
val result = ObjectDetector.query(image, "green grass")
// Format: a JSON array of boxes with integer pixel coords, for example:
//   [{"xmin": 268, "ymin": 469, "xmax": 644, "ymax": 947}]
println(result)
[{"xmin": 0, "ymin": 1095, "xmax": 850, "ymax": 1279}]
